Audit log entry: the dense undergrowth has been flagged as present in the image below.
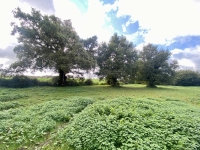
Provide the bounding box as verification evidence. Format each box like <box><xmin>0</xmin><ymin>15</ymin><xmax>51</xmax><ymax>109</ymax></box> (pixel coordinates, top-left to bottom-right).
<box><xmin>54</xmin><ymin>97</ymin><xmax>200</xmax><ymax>150</ymax></box>
<box><xmin>0</xmin><ymin>85</ymin><xmax>200</xmax><ymax>149</ymax></box>
<box><xmin>0</xmin><ymin>97</ymin><xmax>94</xmax><ymax>149</ymax></box>
<box><xmin>0</xmin><ymin>76</ymin><xmax>95</xmax><ymax>88</ymax></box>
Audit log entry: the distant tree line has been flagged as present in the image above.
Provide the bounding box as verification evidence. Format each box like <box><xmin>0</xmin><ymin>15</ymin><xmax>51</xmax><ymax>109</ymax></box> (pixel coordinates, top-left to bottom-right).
<box><xmin>0</xmin><ymin>7</ymin><xmax>199</xmax><ymax>88</ymax></box>
<box><xmin>173</xmin><ymin>70</ymin><xmax>200</xmax><ymax>86</ymax></box>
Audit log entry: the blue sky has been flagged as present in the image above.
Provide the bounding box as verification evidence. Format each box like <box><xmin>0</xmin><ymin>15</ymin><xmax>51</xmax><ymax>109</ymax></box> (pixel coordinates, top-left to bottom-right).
<box><xmin>0</xmin><ymin>0</ymin><xmax>200</xmax><ymax>75</ymax></box>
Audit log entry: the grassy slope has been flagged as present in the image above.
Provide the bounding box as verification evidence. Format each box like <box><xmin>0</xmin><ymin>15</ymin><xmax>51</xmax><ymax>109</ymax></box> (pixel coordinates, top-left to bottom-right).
<box><xmin>0</xmin><ymin>84</ymin><xmax>200</xmax><ymax>149</ymax></box>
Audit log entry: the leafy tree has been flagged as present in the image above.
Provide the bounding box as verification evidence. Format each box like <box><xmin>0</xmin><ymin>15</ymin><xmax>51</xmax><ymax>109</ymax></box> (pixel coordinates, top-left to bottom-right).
<box><xmin>96</xmin><ymin>33</ymin><xmax>138</xmax><ymax>86</ymax></box>
<box><xmin>10</xmin><ymin>8</ymin><xmax>95</xmax><ymax>85</ymax></box>
<box><xmin>0</xmin><ymin>64</ymin><xmax>7</xmax><ymax>77</ymax></box>
<box><xmin>80</xmin><ymin>35</ymin><xmax>98</xmax><ymax>77</ymax></box>
<box><xmin>81</xmin><ymin>35</ymin><xmax>98</xmax><ymax>59</ymax></box>
<box><xmin>137</xmin><ymin>44</ymin><xmax>178</xmax><ymax>87</ymax></box>
<box><xmin>0</xmin><ymin>64</ymin><xmax>16</xmax><ymax>77</ymax></box>
<box><xmin>174</xmin><ymin>70</ymin><xmax>200</xmax><ymax>86</ymax></box>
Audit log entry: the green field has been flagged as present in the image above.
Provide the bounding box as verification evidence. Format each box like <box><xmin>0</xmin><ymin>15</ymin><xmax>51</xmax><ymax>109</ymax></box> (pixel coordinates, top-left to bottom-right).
<box><xmin>0</xmin><ymin>84</ymin><xmax>200</xmax><ymax>149</ymax></box>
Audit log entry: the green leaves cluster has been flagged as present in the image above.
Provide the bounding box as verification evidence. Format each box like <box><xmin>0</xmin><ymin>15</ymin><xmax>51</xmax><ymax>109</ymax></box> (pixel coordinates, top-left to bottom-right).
<box><xmin>174</xmin><ymin>70</ymin><xmax>200</xmax><ymax>86</ymax></box>
<box><xmin>97</xmin><ymin>33</ymin><xmax>138</xmax><ymax>86</ymax></box>
<box><xmin>137</xmin><ymin>44</ymin><xmax>178</xmax><ymax>87</ymax></box>
<box><xmin>0</xmin><ymin>93</ymin><xmax>28</xmax><ymax>102</ymax></box>
<box><xmin>58</xmin><ymin>98</ymin><xmax>200</xmax><ymax>150</ymax></box>
<box><xmin>0</xmin><ymin>102</ymin><xmax>21</xmax><ymax>111</ymax></box>
<box><xmin>0</xmin><ymin>97</ymin><xmax>94</xmax><ymax>148</ymax></box>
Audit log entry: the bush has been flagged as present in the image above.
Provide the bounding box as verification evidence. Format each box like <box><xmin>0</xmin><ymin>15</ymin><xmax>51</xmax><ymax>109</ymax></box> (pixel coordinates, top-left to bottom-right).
<box><xmin>66</xmin><ymin>78</ymin><xmax>80</xmax><ymax>86</ymax></box>
<box><xmin>51</xmin><ymin>76</ymin><xmax>60</xmax><ymax>86</ymax></box>
<box><xmin>0</xmin><ymin>75</ymin><xmax>38</xmax><ymax>88</ymax></box>
<box><xmin>0</xmin><ymin>78</ymin><xmax>7</xmax><ymax>87</ymax></box>
<box><xmin>0</xmin><ymin>75</ymin><xmax>53</xmax><ymax>88</ymax></box>
<box><xmin>51</xmin><ymin>76</ymin><xmax>85</xmax><ymax>86</ymax></box>
<box><xmin>174</xmin><ymin>70</ymin><xmax>200</xmax><ymax>86</ymax></box>
<box><xmin>10</xmin><ymin>75</ymin><xmax>38</xmax><ymax>88</ymax></box>
<box><xmin>106</xmin><ymin>75</ymin><xmax>119</xmax><ymax>87</ymax></box>
<box><xmin>84</xmin><ymin>79</ymin><xmax>93</xmax><ymax>85</ymax></box>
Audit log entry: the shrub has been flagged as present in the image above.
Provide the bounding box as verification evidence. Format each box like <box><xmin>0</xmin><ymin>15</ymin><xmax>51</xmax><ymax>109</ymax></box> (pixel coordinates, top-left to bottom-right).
<box><xmin>66</xmin><ymin>78</ymin><xmax>80</xmax><ymax>86</ymax></box>
<box><xmin>0</xmin><ymin>75</ymin><xmax>39</xmax><ymax>88</ymax></box>
<box><xmin>84</xmin><ymin>79</ymin><xmax>93</xmax><ymax>85</ymax></box>
<box><xmin>10</xmin><ymin>75</ymin><xmax>38</xmax><ymax>88</ymax></box>
<box><xmin>106</xmin><ymin>75</ymin><xmax>119</xmax><ymax>86</ymax></box>
<box><xmin>51</xmin><ymin>76</ymin><xmax>60</xmax><ymax>86</ymax></box>
<box><xmin>174</xmin><ymin>70</ymin><xmax>200</xmax><ymax>86</ymax></box>
<box><xmin>0</xmin><ymin>78</ymin><xmax>7</xmax><ymax>87</ymax></box>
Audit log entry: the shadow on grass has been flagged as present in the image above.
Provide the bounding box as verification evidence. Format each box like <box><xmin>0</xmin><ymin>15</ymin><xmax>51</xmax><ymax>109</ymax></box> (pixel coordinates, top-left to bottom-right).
<box><xmin>81</xmin><ymin>84</ymin><xmax>177</xmax><ymax>92</ymax></box>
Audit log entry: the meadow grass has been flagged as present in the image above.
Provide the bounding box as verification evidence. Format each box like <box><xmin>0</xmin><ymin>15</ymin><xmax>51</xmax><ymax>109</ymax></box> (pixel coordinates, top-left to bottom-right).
<box><xmin>0</xmin><ymin>84</ymin><xmax>200</xmax><ymax>149</ymax></box>
<box><xmin>0</xmin><ymin>84</ymin><xmax>199</xmax><ymax>107</ymax></box>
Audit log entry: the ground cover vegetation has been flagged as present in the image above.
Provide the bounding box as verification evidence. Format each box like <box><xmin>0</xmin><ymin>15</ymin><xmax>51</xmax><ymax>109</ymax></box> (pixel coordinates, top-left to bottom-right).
<box><xmin>0</xmin><ymin>85</ymin><xmax>200</xmax><ymax>149</ymax></box>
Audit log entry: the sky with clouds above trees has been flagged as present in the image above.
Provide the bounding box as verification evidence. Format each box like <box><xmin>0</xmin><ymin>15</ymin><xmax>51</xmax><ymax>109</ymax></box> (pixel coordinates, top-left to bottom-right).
<box><xmin>0</xmin><ymin>0</ymin><xmax>200</xmax><ymax>75</ymax></box>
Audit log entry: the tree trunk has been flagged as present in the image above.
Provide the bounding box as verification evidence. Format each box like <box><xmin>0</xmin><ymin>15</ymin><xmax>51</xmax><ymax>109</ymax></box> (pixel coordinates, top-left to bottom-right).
<box><xmin>147</xmin><ymin>82</ymin><xmax>157</xmax><ymax>88</ymax></box>
<box><xmin>59</xmin><ymin>69</ymin><xmax>66</xmax><ymax>86</ymax></box>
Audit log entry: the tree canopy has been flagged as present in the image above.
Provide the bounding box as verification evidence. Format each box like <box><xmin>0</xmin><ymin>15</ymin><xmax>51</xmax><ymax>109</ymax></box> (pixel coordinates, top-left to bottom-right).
<box><xmin>137</xmin><ymin>44</ymin><xmax>178</xmax><ymax>87</ymax></box>
<box><xmin>174</xmin><ymin>70</ymin><xmax>200</xmax><ymax>86</ymax></box>
<box><xmin>96</xmin><ymin>33</ymin><xmax>138</xmax><ymax>86</ymax></box>
<box><xmin>10</xmin><ymin>7</ymin><xmax>95</xmax><ymax>85</ymax></box>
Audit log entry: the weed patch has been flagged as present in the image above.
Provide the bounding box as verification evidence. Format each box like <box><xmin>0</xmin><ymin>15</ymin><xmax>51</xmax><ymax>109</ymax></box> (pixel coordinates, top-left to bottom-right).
<box><xmin>0</xmin><ymin>94</ymin><xmax>28</xmax><ymax>102</ymax></box>
<box><xmin>57</xmin><ymin>97</ymin><xmax>200</xmax><ymax>150</ymax></box>
<box><xmin>0</xmin><ymin>102</ymin><xmax>21</xmax><ymax>110</ymax></box>
<box><xmin>0</xmin><ymin>97</ymin><xmax>94</xmax><ymax>149</ymax></box>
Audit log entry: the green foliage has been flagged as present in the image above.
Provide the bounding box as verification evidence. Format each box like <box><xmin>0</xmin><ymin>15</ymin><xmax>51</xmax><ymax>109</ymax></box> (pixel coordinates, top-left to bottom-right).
<box><xmin>10</xmin><ymin>7</ymin><xmax>95</xmax><ymax>86</ymax></box>
<box><xmin>97</xmin><ymin>33</ymin><xmax>138</xmax><ymax>86</ymax></box>
<box><xmin>0</xmin><ymin>75</ymin><xmax>51</xmax><ymax>88</ymax></box>
<box><xmin>174</xmin><ymin>70</ymin><xmax>200</xmax><ymax>86</ymax></box>
<box><xmin>51</xmin><ymin>76</ymin><xmax>61</xmax><ymax>86</ymax></box>
<box><xmin>0</xmin><ymin>93</ymin><xmax>28</xmax><ymax>102</ymax></box>
<box><xmin>0</xmin><ymin>97</ymin><xmax>94</xmax><ymax>148</ymax></box>
<box><xmin>51</xmin><ymin>76</ymin><xmax>93</xmax><ymax>86</ymax></box>
<box><xmin>0</xmin><ymin>102</ymin><xmax>21</xmax><ymax>111</ymax></box>
<box><xmin>66</xmin><ymin>78</ymin><xmax>80</xmax><ymax>86</ymax></box>
<box><xmin>105</xmin><ymin>75</ymin><xmax>119</xmax><ymax>86</ymax></box>
<box><xmin>10</xmin><ymin>75</ymin><xmax>38</xmax><ymax>88</ymax></box>
<box><xmin>1</xmin><ymin>85</ymin><xmax>200</xmax><ymax>149</ymax></box>
<box><xmin>84</xmin><ymin>79</ymin><xmax>93</xmax><ymax>85</ymax></box>
<box><xmin>81</xmin><ymin>36</ymin><xmax>98</xmax><ymax>61</ymax></box>
<box><xmin>137</xmin><ymin>44</ymin><xmax>178</xmax><ymax>87</ymax></box>
<box><xmin>0</xmin><ymin>78</ymin><xmax>7</xmax><ymax>87</ymax></box>
<box><xmin>0</xmin><ymin>64</ymin><xmax>9</xmax><ymax>77</ymax></box>
<box><xmin>57</xmin><ymin>98</ymin><xmax>200</xmax><ymax>150</ymax></box>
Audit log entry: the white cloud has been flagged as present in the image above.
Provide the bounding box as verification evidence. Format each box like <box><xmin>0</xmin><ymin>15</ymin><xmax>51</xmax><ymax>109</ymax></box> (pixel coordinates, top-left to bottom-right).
<box><xmin>0</xmin><ymin>58</ymin><xmax>10</xmax><ymax>68</ymax></box>
<box><xmin>122</xmin><ymin>24</ymin><xmax>126</xmax><ymax>32</ymax></box>
<box><xmin>178</xmin><ymin>59</ymin><xmax>195</xmax><ymax>70</ymax></box>
<box><xmin>115</xmin><ymin>0</ymin><xmax>200</xmax><ymax>45</ymax></box>
<box><xmin>171</xmin><ymin>45</ymin><xmax>200</xmax><ymax>70</ymax></box>
<box><xmin>0</xmin><ymin>0</ymin><xmax>19</xmax><ymax>48</ymax></box>
<box><xmin>53</xmin><ymin>0</ymin><xmax>115</xmax><ymax>42</ymax></box>
<box><xmin>0</xmin><ymin>0</ymin><xmax>54</xmax><ymax>49</ymax></box>
<box><xmin>24</xmin><ymin>69</ymin><xmax>58</xmax><ymax>76</ymax></box>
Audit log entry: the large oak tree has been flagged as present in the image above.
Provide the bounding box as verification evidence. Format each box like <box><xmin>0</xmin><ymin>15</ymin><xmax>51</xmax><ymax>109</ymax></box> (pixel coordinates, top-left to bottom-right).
<box><xmin>137</xmin><ymin>44</ymin><xmax>178</xmax><ymax>87</ymax></box>
<box><xmin>97</xmin><ymin>33</ymin><xmax>138</xmax><ymax>86</ymax></box>
<box><xmin>10</xmin><ymin>8</ymin><xmax>95</xmax><ymax>85</ymax></box>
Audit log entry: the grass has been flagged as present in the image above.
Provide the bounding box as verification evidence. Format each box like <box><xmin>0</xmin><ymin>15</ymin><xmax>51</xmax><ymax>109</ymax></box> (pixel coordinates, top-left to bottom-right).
<box><xmin>0</xmin><ymin>84</ymin><xmax>200</xmax><ymax>149</ymax></box>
